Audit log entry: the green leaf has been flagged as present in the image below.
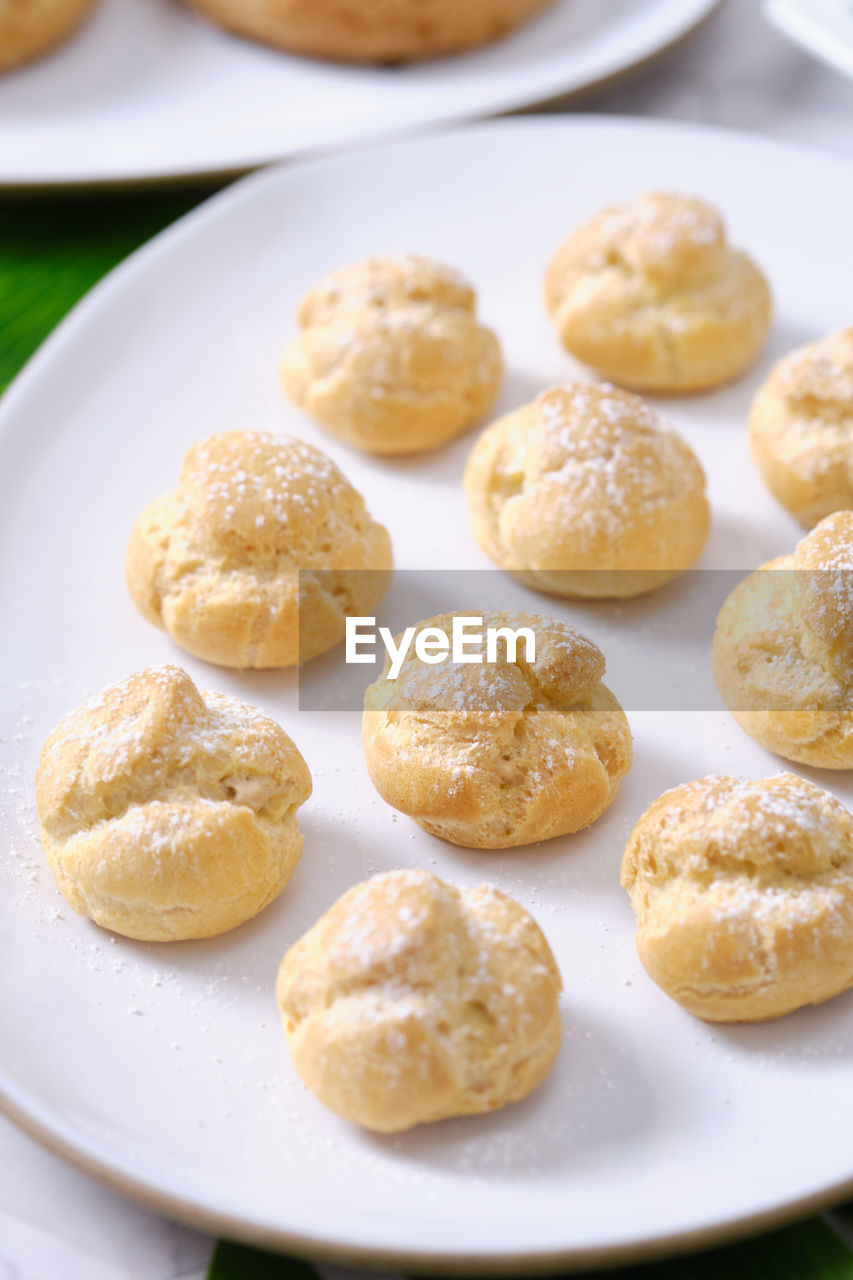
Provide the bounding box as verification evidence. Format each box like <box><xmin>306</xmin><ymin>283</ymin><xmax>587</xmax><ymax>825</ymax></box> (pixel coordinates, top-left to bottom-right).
<box><xmin>208</xmin><ymin>1241</ymin><xmax>323</xmax><ymax>1280</ymax></box>
<box><xmin>0</xmin><ymin>189</ymin><xmax>212</xmax><ymax>394</ymax></box>
<box><xmin>624</xmin><ymin>1217</ymin><xmax>853</xmax><ymax>1280</ymax></box>
<box><xmin>205</xmin><ymin>1216</ymin><xmax>853</xmax><ymax>1280</ymax></box>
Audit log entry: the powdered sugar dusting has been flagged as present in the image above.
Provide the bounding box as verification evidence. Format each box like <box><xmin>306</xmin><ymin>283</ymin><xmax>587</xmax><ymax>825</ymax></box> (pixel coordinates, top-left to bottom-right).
<box><xmin>183</xmin><ymin>431</ymin><xmax>350</xmax><ymax>531</ymax></box>
<box><xmin>597</xmin><ymin>191</ymin><xmax>722</xmax><ymax>259</ymax></box>
<box><xmin>779</xmin><ymin>327</ymin><xmax>853</xmax><ymax>412</ymax></box>
<box><xmin>494</xmin><ymin>382</ymin><xmax>702</xmax><ymax>534</ymax></box>
<box><xmin>631</xmin><ymin>772</ymin><xmax>853</xmax><ymax>928</ymax></box>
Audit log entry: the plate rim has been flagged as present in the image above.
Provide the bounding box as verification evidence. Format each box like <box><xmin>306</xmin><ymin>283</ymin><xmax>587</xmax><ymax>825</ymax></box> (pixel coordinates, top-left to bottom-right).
<box><xmin>4</xmin><ymin>113</ymin><xmax>853</xmax><ymax>1268</ymax></box>
<box><xmin>2</xmin><ymin>1087</ymin><xmax>851</xmax><ymax>1272</ymax></box>
<box><xmin>0</xmin><ymin>0</ymin><xmax>721</xmax><ymax>189</ymax></box>
<box><xmin>2</xmin><ymin>112</ymin><xmax>852</xmax><ymax>431</ymax></box>
<box><xmin>764</xmin><ymin>0</ymin><xmax>853</xmax><ymax>80</ymax></box>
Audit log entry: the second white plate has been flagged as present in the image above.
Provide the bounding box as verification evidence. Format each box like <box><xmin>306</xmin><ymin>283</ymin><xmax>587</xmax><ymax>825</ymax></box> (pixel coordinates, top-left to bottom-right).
<box><xmin>0</xmin><ymin>0</ymin><xmax>718</xmax><ymax>186</ymax></box>
<box><xmin>765</xmin><ymin>0</ymin><xmax>853</xmax><ymax>80</ymax></box>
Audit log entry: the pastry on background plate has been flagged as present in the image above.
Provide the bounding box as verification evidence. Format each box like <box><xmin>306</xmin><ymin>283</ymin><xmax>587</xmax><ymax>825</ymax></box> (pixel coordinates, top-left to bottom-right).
<box><xmin>622</xmin><ymin>773</ymin><xmax>853</xmax><ymax>1022</ymax></box>
<box><xmin>545</xmin><ymin>191</ymin><xmax>772</xmax><ymax>392</ymax></box>
<box><xmin>0</xmin><ymin>0</ymin><xmax>97</xmax><ymax>72</ymax></box>
<box><xmin>749</xmin><ymin>327</ymin><xmax>853</xmax><ymax>528</ymax></box>
<box><xmin>712</xmin><ymin>511</ymin><xmax>853</xmax><ymax>769</ymax></box>
<box><xmin>126</xmin><ymin>430</ymin><xmax>392</xmax><ymax>668</ymax></box>
<box><xmin>276</xmin><ymin>869</ymin><xmax>562</xmax><ymax>1131</ymax></box>
<box><xmin>463</xmin><ymin>382</ymin><xmax>710</xmax><ymax>598</ymax></box>
<box><xmin>186</xmin><ymin>0</ymin><xmax>556</xmax><ymax>63</ymax></box>
<box><xmin>362</xmin><ymin>610</ymin><xmax>632</xmax><ymax>848</ymax></box>
<box><xmin>282</xmin><ymin>255</ymin><xmax>502</xmax><ymax>455</ymax></box>
<box><xmin>35</xmin><ymin>665</ymin><xmax>312</xmax><ymax>941</ymax></box>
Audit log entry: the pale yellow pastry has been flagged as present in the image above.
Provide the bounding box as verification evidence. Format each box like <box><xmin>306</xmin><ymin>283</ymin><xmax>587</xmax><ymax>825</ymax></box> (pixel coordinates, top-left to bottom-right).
<box><xmin>712</xmin><ymin>512</ymin><xmax>853</xmax><ymax>769</ymax></box>
<box><xmin>35</xmin><ymin>665</ymin><xmax>312</xmax><ymax>942</ymax></box>
<box><xmin>186</xmin><ymin>0</ymin><xmax>555</xmax><ymax>63</ymax></box>
<box><xmin>545</xmin><ymin>192</ymin><xmax>772</xmax><ymax>392</ymax></box>
<box><xmin>281</xmin><ymin>255</ymin><xmax>503</xmax><ymax>455</ymax></box>
<box><xmin>463</xmin><ymin>382</ymin><xmax>710</xmax><ymax>598</ymax></box>
<box><xmin>0</xmin><ymin>0</ymin><xmax>97</xmax><ymax>72</ymax></box>
<box><xmin>621</xmin><ymin>773</ymin><xmax>853</xmax><ymax>1022</ymax></box>
<box><xmin>126</xmin><ymin>430</ymin><xmax>392</xmax><ymax>668</ymax></box>
<box><xmin>362</xmin><ymin>610</ymin><xmax>632</xmax><ymax>848</ymax></box>
<box><xmin>276</xmin><ymin>869</ymin><xmax>562</xmax><ymax>1131</ymax></box>
<box><xmin>749</xmin><ymin>328</ymin><xmax>853</xmax><ymax>528</ymax></box>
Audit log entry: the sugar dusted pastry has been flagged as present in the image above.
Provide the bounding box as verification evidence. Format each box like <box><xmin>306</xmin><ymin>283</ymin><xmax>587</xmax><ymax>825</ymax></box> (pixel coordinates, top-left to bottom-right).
<box><xmin>545</xmin><ymin>192</ymin><xmax>772</xmax><ymax>392</ymax></box>
<box><xmin>621</xmin><ymin>774</ymin><xmax>853</xmax><ymax>1022</ymax></box>
<box><xmin>712</xmin><ymin>512</ymin><xmax>853</xmax><ymax>769</ymax></box>
<box><xmin>749</xmin><ymin>328</ymin><xmax>853</xmax><ymax>528</ymax></box>
<box><xmin>126</xmin><ymin>430</ymin><xmax>392</xmax><ymax>668</ymax></box>
<box><xmin>463</xmin><ymin>382</ymin><xmax>709</xmax><ymax>598</ymax></box>
<box><xmin>35</xmin><ymin>666</ymin><xmax>312</xmax><ymax>941</ymax></box>
<box><xmin>185</xmin><ymin>0</ymin><xmax>556</xmax><ymax>63</ymax></box>
<box><xmin>281</xmin><ymin>255</ymin><xmax>502</xmax><ymax>455</ymax></box>
<box><xmin>362</xmin><ymin>610</ymin><xmax>632</xmax><ymax>848</ymax></box>
<box><xmin>0</xmin><ymin>0</ymin><xmax>97</xmax><ymax>72</ymax></box>
<box><xmin>276</xmin><ymin>869</ymin><xmax>562</xmax><ymax>1131</ymax></box>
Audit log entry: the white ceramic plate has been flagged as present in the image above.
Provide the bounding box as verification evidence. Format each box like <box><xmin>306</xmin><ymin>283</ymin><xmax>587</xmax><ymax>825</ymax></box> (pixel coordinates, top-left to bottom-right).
<box><xmin>765</xmin><ymin>0</ymin><xmax>853</xmax><ymax>80</ymax></box>
<box><xmin>0</xmin><ymin>0</ymin><xmax>719</xmax><ymax>187</ymax></box>
<box><xmin>2</xmin><ymin>118</ymin><xmax>853</xmax><ymax>1270</ymax></box>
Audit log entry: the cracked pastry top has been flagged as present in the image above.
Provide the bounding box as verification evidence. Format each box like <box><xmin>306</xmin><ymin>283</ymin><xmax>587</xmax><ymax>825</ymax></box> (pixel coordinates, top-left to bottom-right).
<box><xmin>361</xmin><ymin>610</ymin><xmax>632</xmax><ymax>848</ymax></box>
<box><xmin>463</xmin><ymin>382</ymin><xmax>710</xmax><ymax>598</ymax></box>
<box><xmin>184</xmin><ymin>0</ymin><xmax>556</xmax><ymax>63</ymax></box>
<box><xmin>749</xmin><ymin>327</ymin><xmax>853</xmax><ymax>528</ymax></box>
<box><xmin>545</xmin><ymin>191</ymin><xmax>772</xmax><ymax>393</ymax></box>
<box><xmin>621</xmin><ymin>773</ymin><xmax>853</xmax><ymax>1022</ymax></box>
<box><xmin>35</xmin><ymin>665</ymin><xmax>312</xmax><ymax>941</ymax></box>
<box><xmin>281</xmin><ymin>255</ymin><xmax>502</xmax><ymax>455</ymax></box>
<box><xmin>126</xmin><ymin>430</ymin><xmax>392</xmax><ymax>668</ymax></box>
<box><xmin>0</xmin><ymin>0</ymin><xmax>97</xmax><ymax>72</ymax></box>
<box><xmin>276</xmin><ymin>869</ymin><xmax>562</xmax><ymax>1132</ymax></box>
<box><xmin>712</xmin><ymin>511</ymin><xmax>853</xmax><ymax>769</ymax></box>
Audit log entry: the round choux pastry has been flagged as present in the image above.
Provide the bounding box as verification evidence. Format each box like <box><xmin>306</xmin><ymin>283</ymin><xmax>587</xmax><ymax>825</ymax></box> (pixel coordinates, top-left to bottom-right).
<box><xmin>126</xmin><ymin>430</ymin><xmax>392</xmax><ymax>668</ymax></box>
<box><xmin>463</xmin><ymin>382</ymin><xmax>710</xmax><ymax>598</ymax></box>
<box><xmin>35</xmin><ymin>665</ymin><xmax>312</xmax><ymax>942</ymax></box>
<box><xmin>281</xmin><ymin>255</ymin><xmax>502</xmax><ymax>455</ymax></box>
<box><xmin>712</xmin><ymin>511</ymin><xmax>853</xmax><ymax>769</ymax></box>
<box><xmin>749</xmin><ymin>328</ymin><xmax>853</xmax><ymax>528</ymax></box>
<box><xmin>0</xmin><ymin>0</ymin><xmax>97</xmax><ymax>73</ymax></box>
<box><xmin>621</xmin><ymin>773</ymin><xmax>853</xmax><ymax>1022</ymax></box>
<box><xmin>545</xmin><ymin>192</ymin><xmax>772</xmax><ymax>392</ymax></box>
<box><xmin>185</xmin><ymin>0</ymin><xmax>555</xmax><ymax>63</ymax></box>
<box><xmin>276</xmin><ymin>869</ymin><xmax>562</xmax><ymax>1131</ymax></box>
<box><xmin>362</xmin><ymin>610</ymin><xmax>632</xmax><ymax>848</ymax></box>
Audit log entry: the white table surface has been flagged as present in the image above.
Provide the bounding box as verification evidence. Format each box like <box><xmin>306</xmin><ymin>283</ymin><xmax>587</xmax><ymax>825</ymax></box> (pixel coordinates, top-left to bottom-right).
<box><xmin>3</xmin><ymin>1</ymin><xmax>853</xmax><ymax>1275</ymax></box>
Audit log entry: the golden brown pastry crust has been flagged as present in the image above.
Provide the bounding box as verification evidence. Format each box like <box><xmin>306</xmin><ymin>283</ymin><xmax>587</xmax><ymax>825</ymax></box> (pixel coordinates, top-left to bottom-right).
<box><xmin>276</xmin><ymin>869</ymin><xmax>562</xmax><ymax>1131</ymax></box>
<box><xmin>0</xmin><ymin>0</ymin><xmax>96</xmax><ymax>72</ymax></box>
<box><xmin>362</xmin><ymin>610</ymin><xmax>632</xmax><ymax>848</ymax></box>
<box><xmin>185</xmin><ymin>0</ymin><xmax>556</xmax><ymax>63</ymax></box>
<box><xmin>749</xmin><ymin>328</ymin><xmax>853</xmax><ymax>528</ymax></box>
<box><xmin>621</xmin><ymin>773</ymin><xmax>853</xmax><ymax>1022</ymax></box>
<box><xmin>712</xmin><ymin>512</ymin><xmax>853</xmax><ymax>769</ymax></box>
<box><xmin>281</xmin><ymin>256</ymin><xmax>502</xmax><ymax>455</ymax></box>
<box><xmin>545</xmin><ymin>192</ymin><xmax>772</xmax><ymax>393</ymax></box>
<box><xmin>126</xmin><ymin>430</ymin><xmax>392</xmax><ymax>668</ymax></box>
<box><xmin>463</xmin><ymin>382</ymin><xmax>710</xmax><ymax>598</ymax></box>
<box><xmin>35</xmin><ymin>665</ymin><xmax>312</xmax><ymax>941</ymax></box>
